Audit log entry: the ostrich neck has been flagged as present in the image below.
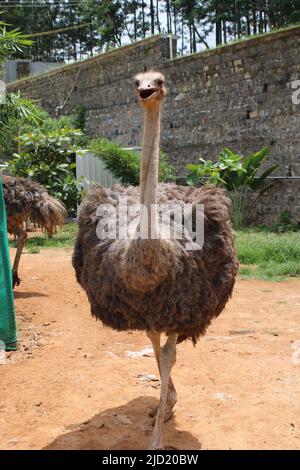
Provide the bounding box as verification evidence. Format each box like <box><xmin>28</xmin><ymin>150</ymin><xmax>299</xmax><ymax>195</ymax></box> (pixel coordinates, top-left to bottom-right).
<box><xmin>120</xmin><ymin>100</ymin><xmax>177</xmax><ymax>293</ymax></box>
<box><xmin>140</xmin><ymin>103</ymin><xmax>161</xmax><ymax>209</ymax></box>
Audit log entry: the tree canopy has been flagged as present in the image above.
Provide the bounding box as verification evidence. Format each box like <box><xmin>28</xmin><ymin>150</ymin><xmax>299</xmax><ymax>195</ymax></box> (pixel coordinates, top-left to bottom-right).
<box><xmin>0</xmin><ymin>1</ymin><xmax>299</xmax><ymax>60</ymax></box>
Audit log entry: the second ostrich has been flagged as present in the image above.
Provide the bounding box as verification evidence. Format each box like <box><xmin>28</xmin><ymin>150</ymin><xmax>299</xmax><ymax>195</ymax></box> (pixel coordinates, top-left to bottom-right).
<box><xmin>73</xmin><ymin>71</ymin><xmax>238</xmax><ymax>449</ymax></box>
<box><xmin>2</xmin><ymin>175</ymin><xmax>66</xmax><ymax>287</ymax></box>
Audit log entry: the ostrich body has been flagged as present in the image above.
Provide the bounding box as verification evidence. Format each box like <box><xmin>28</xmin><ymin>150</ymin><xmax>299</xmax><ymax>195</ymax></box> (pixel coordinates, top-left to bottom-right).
<box><xmin>2</xmin><ymin>175</ymin><xmax>66</xmax><ymax>287</ymax></box>
<box><xmin>73</xmin><ymin>71</ymin><xmax>238</xmax><ymax>449</ymax></box>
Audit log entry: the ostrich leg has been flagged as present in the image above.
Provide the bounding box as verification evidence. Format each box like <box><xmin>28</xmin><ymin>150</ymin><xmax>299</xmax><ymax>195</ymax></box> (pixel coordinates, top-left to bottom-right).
<box><xmin>149</xmin><ymin>332</ymin><xmax>178</xmax><ymax>450</ymax></box>
<box><xmin>12</xmin><ymin>226</ymin><xmax>27</xmax><ymax>288</ymax></box>
<box><xmin>146</xmin><ymin>331</ymin><xmax>177</xmax><ymax>422</ymax></box>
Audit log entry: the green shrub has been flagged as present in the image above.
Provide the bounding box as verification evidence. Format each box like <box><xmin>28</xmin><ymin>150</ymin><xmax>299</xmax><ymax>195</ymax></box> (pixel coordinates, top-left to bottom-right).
<box><xmin>8</xmin><ymin>128</ymin><xmax>84</xmax><ymax>213</ymax></box>
<box><xmin>89</xmin><ymin>137</ymin><xmax>176</xmax><ymax>186</ymax></box>
<box><xmin>73</xmin><ymin>105</ymin><xmax>87</xmax><ymax>131</ymax></box>
<box><xmin>0</xmin><ymin>93</ymin><xmax>44</xmax><ymax>156</ymax></box>
<box><xmin>186</xmin><ymin>147</ymin><xmax>278</xmax><ymax>229</ymax></box>
<box><xmin>0</xmin><ymin>96</ymin><xmax>89</xmax><ymax>157</ymax></box>
<box><xmin>272</xmin><ymin>210</ymin><xmax>300</xmax><ymax>233</ymax></box>
<box><xmin>159</xmin><ymin>151</ymin><xmax>177</xmax><ymax>183</ymax></box>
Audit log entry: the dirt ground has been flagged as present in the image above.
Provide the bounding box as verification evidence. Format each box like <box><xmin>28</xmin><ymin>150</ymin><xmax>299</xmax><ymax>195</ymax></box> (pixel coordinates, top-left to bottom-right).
<box><xmin>1</xmin><ymin>247</ymin><xmax>300</xmax><ymax>450</ymax></box>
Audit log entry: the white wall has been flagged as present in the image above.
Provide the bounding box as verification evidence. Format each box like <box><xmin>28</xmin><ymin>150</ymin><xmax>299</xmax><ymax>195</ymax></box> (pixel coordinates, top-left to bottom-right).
<box><xmin>4</xmin><ymin>61</ymin><xmax>61</xmax><ymax>83</ymax></box>
<box><xmin>76</xmin><ymin>152</ymin><xmax>119</xmax><ymax>190</ymax></box>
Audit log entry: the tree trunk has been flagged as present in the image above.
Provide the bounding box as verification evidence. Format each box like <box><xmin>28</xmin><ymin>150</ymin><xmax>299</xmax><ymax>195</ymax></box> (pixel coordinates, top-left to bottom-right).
<box><xmin>246</xmin><ymin>12</ymin><xmax>251</xmax><ymax>36</ymax></box>
<box><xmin>150</xmin><ymin>0</ymin><xmax>155</xmax><ymax>34</ymax></box>
<box><xmin>216</xmin><ymin>17</ymin><xmax>222</xmax><ymax>45</ymax></box>
<box><xmin>264</xmin><ymin>11</ymin><xmax>268</xmax><ymax>32</ymax></box>
<box><xmin>181</xmin><ymin>16</ymin><xmax>184</xmax><ymax>54</ymax></box>
<box><xmin>259</xmin><ymin>9</ymin><xmax>264</xmax><ymax>33</ymax></box>
<box><xmin>133</xmin><ymin>8</ymin><xmax>137</xmax><ymax>40</ymax></box>
<box><xmin>252</xmin><ymin>8</ymin><xmax>257</xmax><ymax>34</ymax></box>
<box><xmin>166</xmin><ymin>0</ymin><xmax>172</xmax><ymax>33</ymax></box>
<box><xmin>223</xmin><ymin>19</ymin><xmax>227</xmax><ymax>43</ymax></box>
<box><xmin>89</xmin><ymin>16</ymin><xmax>93</xmax><ymax>57</ymax></box>
<box><xmin>156</xmin><ymin>0</ymin><xmax>161</xmax><ymax>33</ymax></box>
<box><xmin>173</xmin><ymin>4</ymin><xmax>177</xmax><ymax>35</ymax></box>
<box><xmin>142</xmin><ymin>1</ymin><xmax>146</xmax><ymax>37</ymax></box>
<box><xmin>192</xmin><ymin>23</ymin><xmax>196</xmax><ymax>52</ymax></box>
<box><xmin>236</xmin><ymin>3</ymin><xmax>242</xmax><ymax>37</ymax></box>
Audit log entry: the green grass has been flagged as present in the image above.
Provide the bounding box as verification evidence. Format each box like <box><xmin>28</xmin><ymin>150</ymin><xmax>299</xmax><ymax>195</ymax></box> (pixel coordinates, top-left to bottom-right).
<box><xmin>236</xmin><ymin>230</ymin><xmax>300</xmax><ymax>280</ymax></box>
<box><xmin>9</xmin><ymin>223</ymin><xmax>300</xmax><ymax>281</ymax></box>
<box><xmin>9</xmin><ymin>222</ymin><xmax>78</xmax><ymax>250</ymax></box>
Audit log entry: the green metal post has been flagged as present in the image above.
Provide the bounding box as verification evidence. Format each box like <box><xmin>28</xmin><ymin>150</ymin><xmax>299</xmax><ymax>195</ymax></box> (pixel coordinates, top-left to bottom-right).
<box><xmin>0</xmin><ymin>175</ymin><xmax>17</xmax><ymax>351</ymax></box>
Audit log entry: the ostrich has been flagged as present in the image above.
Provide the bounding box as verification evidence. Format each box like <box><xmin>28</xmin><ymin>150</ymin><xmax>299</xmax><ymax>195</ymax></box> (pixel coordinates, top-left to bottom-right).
<box><xmin>2</xmin><ymin>175</ymin><xmax>66</xmax><ymax>288</ymax></box>
<box><xmin>72</xmin><ymin>71</ymin><xmax>239</xmax><ymax>449</ymax></box>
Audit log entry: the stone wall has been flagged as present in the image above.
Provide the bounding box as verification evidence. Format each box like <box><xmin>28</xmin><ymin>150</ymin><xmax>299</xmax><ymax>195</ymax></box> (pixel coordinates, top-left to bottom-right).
<box><xmin>7</xmin><ymin>29</ymin><xmax>300</xmax><ymax>225</ymax></box>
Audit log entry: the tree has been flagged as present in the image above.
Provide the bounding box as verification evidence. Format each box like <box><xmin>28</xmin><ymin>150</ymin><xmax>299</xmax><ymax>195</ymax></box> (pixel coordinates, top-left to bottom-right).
<box><xmin>1</xmin><ymin>1</ymin><xmax>300</xmax><ymax>59</ymax></box>
<box><xmin>0</xmin><ymin>17</ymin><xmax>42</xmax><ymax>156</ymax></box>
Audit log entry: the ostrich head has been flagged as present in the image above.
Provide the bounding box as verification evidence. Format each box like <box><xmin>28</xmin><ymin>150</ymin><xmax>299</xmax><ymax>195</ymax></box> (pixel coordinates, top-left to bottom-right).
<box><xmin>134</xmin><ymin>71</ymin><xmax>166</xmax><ymax>107</ymax></box>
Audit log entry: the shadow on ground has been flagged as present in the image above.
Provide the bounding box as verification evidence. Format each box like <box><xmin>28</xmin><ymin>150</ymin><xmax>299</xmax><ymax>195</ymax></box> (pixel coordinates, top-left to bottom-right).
<box><xmin>44</xmin><ymin>396</ymin><xmax>202</xmax><ymax>450</ymax></box>
<box><xmin>14</xmin><ymin>291</ymin><xmax>48</xmax><ymax>299</ymax></box>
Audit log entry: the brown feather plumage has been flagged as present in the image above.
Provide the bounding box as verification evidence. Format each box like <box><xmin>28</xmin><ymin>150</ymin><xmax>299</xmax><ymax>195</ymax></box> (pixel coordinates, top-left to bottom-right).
<box><xmin>2</xmin><ymin>175</ymin><xmax>66</xmax><ymax>236</ymax></box>
<box><xmin>2</xmin><ymin>175</ymin><xmax>66</xmax><ymax>287</ymax></box>
<box><xmin>73</xmin><ymin>183</ymin><xmax>238</xmax><ymax>344</ymax></box>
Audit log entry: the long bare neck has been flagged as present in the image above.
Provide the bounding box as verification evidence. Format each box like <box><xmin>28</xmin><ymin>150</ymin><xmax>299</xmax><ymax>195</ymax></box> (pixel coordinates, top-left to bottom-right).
<box><xmin>119</xmin><ymin>99</ymin><xmax>178</xmax><ymax>293</ymax></box>
<box><xmin>139</xmin><ymin>103</ymin><xmax>161</xmax><ymax>208</ymax></box>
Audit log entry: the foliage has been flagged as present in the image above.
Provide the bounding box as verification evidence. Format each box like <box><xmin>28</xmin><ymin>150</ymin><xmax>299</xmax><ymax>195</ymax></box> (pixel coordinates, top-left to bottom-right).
<box><xmin>0</xmin><ymin>91</ymin><xmax>42</xmax><ymax>138</ymax></box>
<box><xmin>0</xmin><ymin>97</ymin><xmax>87</xmax><ymax>157</ymax></box>
<box><xmin>0</xmin><ymin>17</ymin><xmax>32</xmax><ymax>62</ymax></box>
<box><xmin>186</xmin><ymin>147</ymin><xmax>277</xmax><ymax>190</ymax></box>
<box><xmin>236</xmin><ymin>230</ymin><xmax>300</xmax><ymax>280</ymax></box>
<box><xmin>7</xmin><ymin>128</ymin><xmax>84</xmax><ymax>213</ymax></box>
<box><xmin>2</xmin><ymin>1</ymin><xmax>300</xmax><ymax>60</ymax></box>
<box><xmin>89</xmin><ymin>137</ymin><xmax>176</xmax><ymax>185</ymax></box>
<box><xmin>73</xmin><ymin>105</ymin><xmax>86</xmax><ymax>131</ymax></box>
<box><xmin>72</xmin><ymin>106</ymin><xmax>89</xmax><ymax>147</ymax></box>
<box><xmin>272</xmin><ymin>210</ymin><xmax>300</xmax><ymax>233</ymax></box>
<box><xmin>159</xmin><ymin>151</ymin><xmax>177</xmax><ymax>184</ymax></box>
<box><xmin>277</xmin><ymin>209</ymin><xmax>292</xmax><ymax>226</ymax></box>
<box><xmin>186</xmin><ymin>147</ymin><xmax>278</xmax><ymax>229</ymax></box>
<box><xmin>0</xmin><ymin>18</ymin><xmax>40</xmax><ymax>156</ymax></box>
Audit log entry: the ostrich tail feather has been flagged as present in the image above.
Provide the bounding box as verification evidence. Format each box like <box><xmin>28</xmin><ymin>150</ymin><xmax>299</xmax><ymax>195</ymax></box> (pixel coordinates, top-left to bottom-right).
<box><xmin>29</xmin><ymin>192</ymin><xmax>66</xmax><ymax>236</ymax></box>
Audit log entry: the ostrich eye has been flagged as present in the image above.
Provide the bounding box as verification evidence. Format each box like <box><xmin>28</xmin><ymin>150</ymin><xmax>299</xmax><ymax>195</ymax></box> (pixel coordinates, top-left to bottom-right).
<box><xmin>135</xmin><ymin>80</ymin><xmax>140</xmax><ymax>87</ymax></box>
<box><xmin>157</xmin><ymin>79</ymin><xmax>164</xmax><ymax>86</ymax></box>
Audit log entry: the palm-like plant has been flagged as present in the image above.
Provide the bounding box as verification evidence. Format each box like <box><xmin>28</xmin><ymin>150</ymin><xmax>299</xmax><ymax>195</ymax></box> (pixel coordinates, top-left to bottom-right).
<box><xmin>0</xmin><ymin>92</ymin><xmax>41</xmax><ymax>127</ymax></box>
<box><xmin>0</xmin><ymin>17</ymin><xmax>42</xmax><ymax>154</ymax></box>
<box><xmin>187</xmin><ymin>147</ymin><xmax>278</xmax><ymax>228</ymax></box>
<box><xmin>0</xmin><ymin>17</ymin><xmax>32</xmax><ymax>63</ymax></box>
<box><xmin>187</xmin><ymin>147</ymin><xmax>277</xmax><ymax>190</ymax></box>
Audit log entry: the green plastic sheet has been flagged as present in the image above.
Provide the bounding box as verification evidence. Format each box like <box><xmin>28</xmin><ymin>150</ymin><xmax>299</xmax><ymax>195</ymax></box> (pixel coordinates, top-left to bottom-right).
<box><xmin>0</xmin><ymin>176</ymin><xmax>17</xmax><ymax>351</ymax></box>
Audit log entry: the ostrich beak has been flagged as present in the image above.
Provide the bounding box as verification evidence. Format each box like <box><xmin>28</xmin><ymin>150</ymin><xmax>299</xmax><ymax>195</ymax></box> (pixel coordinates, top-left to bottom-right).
<box><xmin>137</xmin><ymin>84</ymin><xmax>160</xmax><ymax>101</ymax></box>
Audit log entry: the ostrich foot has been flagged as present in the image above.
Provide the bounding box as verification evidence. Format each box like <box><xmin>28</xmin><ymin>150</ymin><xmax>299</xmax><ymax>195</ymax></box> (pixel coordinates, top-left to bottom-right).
<box><xmin>149</xmin><ymin>385</ymin><xmax>177</xmax><ymax>423</ymax></box>
<box><xmin>12</xmin><ymin>272</ymin><xmax>21</xmax><ymax>288</ymax></box>
<box><xmin>149</xmin><ymin>399</ymin><xmax>176</xmax><ymax>423</ymax></box>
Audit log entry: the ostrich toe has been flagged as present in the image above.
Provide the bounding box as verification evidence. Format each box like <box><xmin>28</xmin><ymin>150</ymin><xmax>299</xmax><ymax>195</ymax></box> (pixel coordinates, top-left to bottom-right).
<box><xmin>149</xmin><ymin>383</ymin><xmax>177</xmax><ymax>423</ymax></box>
<box><xmin>149</xmin><ymin>404</ymin><xmax>175</xmax><ymax>425</ymax></box>
<box><xmin>12</xmin><ymin>272</ymin><xmax>21</xmax><ymax>288</ymax></box>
